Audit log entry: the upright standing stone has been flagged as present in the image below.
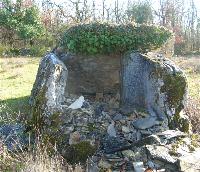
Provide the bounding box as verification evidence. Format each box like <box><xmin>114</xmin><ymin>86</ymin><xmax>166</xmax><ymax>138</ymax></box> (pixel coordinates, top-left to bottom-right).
<box><xmin>29</xmin><ymin>53</ymin><xmax>68</xmax><ymax>117</ymax></box>
<box><xmin>120</xmin><ymin>52</ymin><xmax>188</xmax><ymax>130</ymax></box>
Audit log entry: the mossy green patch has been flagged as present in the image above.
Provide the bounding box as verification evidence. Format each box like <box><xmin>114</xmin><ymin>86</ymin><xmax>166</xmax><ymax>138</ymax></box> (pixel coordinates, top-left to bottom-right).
<box><xmin>65</xmin><ymin>141</ymin><xmax>96</xmax><ymax>164</ymax></box>
<box><xmin>161</xmin><ymin>71</ymin><xmax>187</xmax><ymax>110</ymax></box>
<box><xmin>87</xmin><ymin>123</ymin><xmax>96</xmax><ymax>132</ymax></box>
<box><xmin>170</xmin><ymin>112</ymin><xmax>191</xmax><ymax>133</ymax></box>
<box><xmin>30</xmin><ymin>86</ymin><xmax>47</xmax><ymax>130</ymax></box>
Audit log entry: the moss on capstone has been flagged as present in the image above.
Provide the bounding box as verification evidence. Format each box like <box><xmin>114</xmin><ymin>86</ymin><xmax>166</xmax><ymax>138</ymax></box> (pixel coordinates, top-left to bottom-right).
<box><xmin>64</xmin><ymin>141</ymin><xmax>96</xmax><ymax>164</ymax></box>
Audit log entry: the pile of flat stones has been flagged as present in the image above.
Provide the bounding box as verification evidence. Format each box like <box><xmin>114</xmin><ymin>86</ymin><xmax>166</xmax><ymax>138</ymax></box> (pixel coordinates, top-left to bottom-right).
<box><xmin>56</xmin><ymin>95</ymin><xmax>200</xmax><ymax>172</ymax></box>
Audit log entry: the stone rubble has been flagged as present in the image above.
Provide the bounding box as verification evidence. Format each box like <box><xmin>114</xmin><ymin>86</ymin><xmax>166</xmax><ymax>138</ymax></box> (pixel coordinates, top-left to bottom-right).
<box><xmin>35</xmin><ymin>95</ymin><xmax>197</xmax><ymax>172</ymax></box>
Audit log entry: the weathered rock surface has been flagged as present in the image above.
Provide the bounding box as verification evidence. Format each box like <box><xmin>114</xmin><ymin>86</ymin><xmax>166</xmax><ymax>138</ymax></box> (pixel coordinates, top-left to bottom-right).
<box><xmin>29</xmin><ymin>53</ymin><xmax>68</xmax><ymax>117</ymax></box>
<box><xmin>177</xmin><ymin>148</ymin><xmax>200</xmax><ymax>172</ymax></box>
<box><xmin>132</xmin><ymin>116</ymin><xmax>160</xmax><ymax>130</ymax></box>
<box><xmin>60</xmin><ymin>53</ymin><xmax>120</xmax><ymax>95</ymax></box>
<box><xmin>146</xmin><ymin>145</ymin><xmax>177</xmax><ymax>164</ymax></box>
<box><xmin>121</xmin><ymin>52</ymin><xmax>188</xmax><ymax>131</ymax></box>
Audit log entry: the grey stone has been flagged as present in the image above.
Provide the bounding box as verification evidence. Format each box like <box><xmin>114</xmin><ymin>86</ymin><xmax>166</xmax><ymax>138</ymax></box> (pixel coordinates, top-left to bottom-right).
<box><xmin>68</xmin><ymin>96</ymin><xmax>85</xmax><ymax>109</ymax></box>
<box><xmin>122</xmin><ymin>150</ymin><xmax>135</xmax><ymax>158</ymax></box>
<box><xmin>134</xmin><ymin>135</ymin><xmax>161</xmax><ymax>147</ymax></box>
<box><xmin>87</xmin><ymin>157</ymin><xmax>100</xmax><ymax>172</ymax></box>
<box><xmin>133</xmin><ymin>162</ymin><xmax>145</xmax><ymax>172</ymax></box>
<box><xmin>146</xmin><ymin>145</ymin><xmax>177</xmax><ymax>164</ymax></box>
<box><xmin>122</xmin><ymin>126</ymin><xmax>130</xmax><ymax>133</ymax></box>
<box><xmin>113</xmin><ymin>113</ymin><xmax>123</xmax><ymax>121</ymax></box>
<box><xmin>98</xmin><ymin>159</ymin><xmax>112</xmax><ymax>169</ymax></box>
<box><xmin>120</xmin><ymin>52</ymin><xmax>187</xmax><ymax>129</ymax></box>
<box><xmin>102</xmin><ymin>136</ymin><xmax>131</xmax><ymax>153</ymax></box>
<box><xmin>0</xmin><ymin>124</ymin><xmax>28</xmax><ymax>151</ymax></box>
<box><xmin>156</xmin><ymin>130</ymin><xmax>187</xmax><ymax>140</ymax></box>
<box><xmin>61</xmin><ymin>53</ymin><xmax>121</xmax><ymax>95</ymax></box>
<box><xmin>107</xmin><ymin>122</ymin><xmax>117</xmax><ymax>137</ymax></box>
<box><xmin>177</xmin><ymin>148</ymin><xmax>200</xmax><ymax>172</ymax></box>
<box><xmin>132</xmin><ymin>116</ymin><xmax>160</xmax><ymax>130</ymax></box>
<box><xmin>29</xmin><ymin>53</ymin><xmax>68</xmax><ymax>116</ymax></box>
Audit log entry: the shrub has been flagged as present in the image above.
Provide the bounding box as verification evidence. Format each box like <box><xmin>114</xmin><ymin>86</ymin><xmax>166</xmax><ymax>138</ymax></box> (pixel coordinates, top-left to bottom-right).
<box><xmin>185</xmin><ymin>98</ymin><xmax>200</xmax><ymax>134</ymax></box>
<box><xmin>29</xmin><ymin>45</ymin><xmax>50</xmax><ymax>57</ymax></box>
<box><xmin>174</xmin><ymin>42</ymin><xmax>185</xmax><ymax>55</ymax></box>
<box><xmin>0</xmin><ymin>44</ymin><xmax>10</xmax><ymax>56</ymax></box>
<box><xmin>60</xmin><ymin>22</ymin><xmax>172</xmax><ymax>55</ymax></box>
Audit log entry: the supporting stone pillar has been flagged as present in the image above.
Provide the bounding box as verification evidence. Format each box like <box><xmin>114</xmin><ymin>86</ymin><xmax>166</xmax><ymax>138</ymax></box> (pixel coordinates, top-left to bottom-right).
<box><xmin>120</xmin><ymin>52</ymin><xmax>188</xmax><ymax>130</ymax></box>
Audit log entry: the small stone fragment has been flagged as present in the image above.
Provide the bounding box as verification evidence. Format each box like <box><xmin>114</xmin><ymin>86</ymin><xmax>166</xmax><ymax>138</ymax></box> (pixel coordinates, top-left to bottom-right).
<box><xmin>146</xmin><ymin>145</ymin><xmax>177</xmax><ymax>164</ymax></box>
<box><xmin>122</xmin><ymin>150</ymin><xmax>135</xmax><ymax>158</ymax></box>
<box><xmin>122</xmin><ymin>126</ymin><xmax>130</xmax><ymax>133</ymax></box>
<box><xmin>113</xmin><ymin>113</ymin><xmax>123</xmax><ymax>121</ymax></box>
<box><xmin>132</xmin><ymin>117</ymin><xmax>160</xmax><ymax>130</ymax></box>
<box><xmin>133</xmin><ymin>162</ymin><xmax>145</xmax><ymax>172</ymax></box>
<box><xmin>69</xmin><ymin>131</ymin><xmax>81</xmax><ymax>145</ymax></box>
<box><xmin>98</xmin><ymin>159</ymin><xmax>112</xmax><ymax>169</ymax></box>
<box><xmin>68</xmin><ymin>96</ymin><xmax>85</xmax><ymax>109</ymax></box>
<box><xmin>107</xmin><ymin>122</ymin><xmax>116</xmax><ymax>137</ymax></box>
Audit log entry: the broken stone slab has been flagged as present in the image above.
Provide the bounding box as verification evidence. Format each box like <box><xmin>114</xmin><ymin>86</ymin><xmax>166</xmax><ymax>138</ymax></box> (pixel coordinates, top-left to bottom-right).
<box><xmin>156</xmin><ymin>130</ymin><xmax>187</xmax><ymax>140</ymax></box>
<box><xmin>68</xmin><ymin>96</ymin><xmax>85</xmax><ymax>109</ymax></box>
<box><xmin>29</xmin><ymin>53</ymin><xmax>68</xmax><ymax>117</ymax></box>
<box><xmin>134</xmin><ymin>135</ymin><xmax>162</xmax><ymax>147</ymax></box>
<box><xmin>146</xmin><ymin>145</ymin><xmax>177</xmax><ymax>164</ymax></box>
<box><xmin>107</xmin><ymin>122</ymin><xmax>117</xmax><ymax>137</ymax></box>
<box><xmin>177</xmin><ymin>148</ymin><xmax>200</xmax><ymax>172</ymax></box>
<box><xmin>132</xmin><ymin>116</ymin><xmax>160</xmax><ymax>130</ymax></box>
<box><xmin>133</xmin><ymin>162</ymin><xmax>145</xmax><ymax>172</ymax></box>
<box><xmin>120</xmin><ymin>52</ymin><xmax>188</xmax><ymax>131</ymax></box>
<box><xmin>102</xmin><ymin>135</ymin><xmax>161</xmax><ymax>154</ymax></box>
<box><xmin>101</xmin><ymin>136</ymin><xmax>131</xmax><ymax>154</ymax></box>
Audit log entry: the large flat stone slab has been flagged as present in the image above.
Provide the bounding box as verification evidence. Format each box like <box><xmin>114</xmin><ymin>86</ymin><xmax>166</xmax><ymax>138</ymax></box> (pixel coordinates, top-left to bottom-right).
<box><xmin>120</xmin><ymin>52</ymin><xmax>188</xmax><ymax>130</ymax></box>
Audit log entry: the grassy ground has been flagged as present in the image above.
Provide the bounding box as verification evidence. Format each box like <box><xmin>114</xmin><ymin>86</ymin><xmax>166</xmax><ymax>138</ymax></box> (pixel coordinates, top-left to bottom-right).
<box><xmin>0</xmin><ymin>55</ymin><xmax>199</xmax><ymax>119</ymax></box>
<box><xmin>173</xmin><ymin>56</ymin><xmax>200</xmax><ymax>100</ymax></box>
<box><xmin>0</xmin><ymin>57</ymin><xmax>40</xmax><ymax>119</ymax></box>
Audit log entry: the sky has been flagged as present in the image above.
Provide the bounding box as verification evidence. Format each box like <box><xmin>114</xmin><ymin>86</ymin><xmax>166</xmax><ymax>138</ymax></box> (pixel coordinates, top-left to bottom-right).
<box><xmin>45</xmin><ymin>0</ymin><xmax>200</xmax><ymax>12</ymax></box>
